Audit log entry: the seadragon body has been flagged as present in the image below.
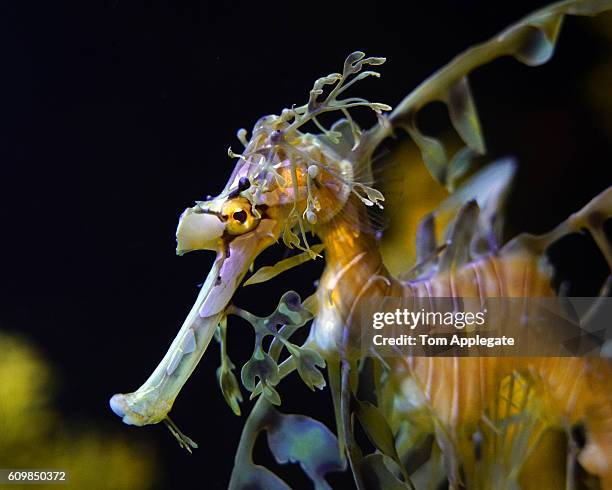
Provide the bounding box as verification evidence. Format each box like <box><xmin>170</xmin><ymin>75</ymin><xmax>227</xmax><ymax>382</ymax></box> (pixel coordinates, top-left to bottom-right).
<box><xmin>312</xmin><ymin>187</ymin><xmax>612</xmax><ymax>487</ymax></box>
<box><xmin>110</xmin><ymin>1</ymin><xmax>612</xmax><ymax>488</ymax></box>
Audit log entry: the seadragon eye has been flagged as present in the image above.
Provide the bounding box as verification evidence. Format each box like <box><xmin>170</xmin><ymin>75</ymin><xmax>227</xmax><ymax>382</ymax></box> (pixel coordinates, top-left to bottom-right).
<box><xmin>233</xmin><ymin>210</ymin><xmax>247</xmax><ymax>223</ymax></box>
<box><xmin>222</xmin><ymin>197</ymin><xmax>259</xmax><ymax>235</ymax></box>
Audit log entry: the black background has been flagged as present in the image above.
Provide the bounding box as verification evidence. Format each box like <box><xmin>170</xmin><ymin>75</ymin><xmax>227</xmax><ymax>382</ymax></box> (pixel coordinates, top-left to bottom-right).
<box><xmin>1</xmin><ymin>1</ymin><xmax>610</xmax><ymax>489</ymax></box>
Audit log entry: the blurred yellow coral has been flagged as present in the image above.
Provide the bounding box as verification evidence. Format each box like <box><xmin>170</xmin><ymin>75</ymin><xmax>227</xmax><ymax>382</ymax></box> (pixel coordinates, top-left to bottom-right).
<box><xmin>0</xmin><ymin>332</ymin><xmax>157</xmax><ymax>490</ymax></box>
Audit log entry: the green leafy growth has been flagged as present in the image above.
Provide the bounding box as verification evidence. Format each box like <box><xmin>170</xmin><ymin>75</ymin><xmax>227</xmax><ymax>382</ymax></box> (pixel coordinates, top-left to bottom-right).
<box><xmin>361</xmin><ymin>454</ymin><xmax>413</xmax><ymax>490</ymax></box>
<box><xmin>285</xmin><ymin>343</ymin><xmax>327</xmax><ymax>391</ymax></box>
<box><xmin>217</xmin><ymin>358</ymin><xmax>243</xmax><ymax>416</ymax></box>
<box><xmin>216</xmin><ymin>316</ymin><xmax>243</xmax><ymax>415</ymax></box>
<box><xmin>229</xmin><ymin>398</ymin><xmax>292</xmax><ymax>490</ymax></box>
<box><xmin>359</xmin><ymin>0</ymin><xmax>612</xmax><ymax>190</ymax></box>
<box><xmin>226</xmin><ymin>291</ymin><xmax>325</xmax><ymax>406</ymax></box>
<box><xmin>355</xmin><ymin>400</ymin><xmax>400</xmax><ymax>461</ymax></box>
<box><xmin>278</xmin><ymin>51</ymin><xmax>391</xmax><ymax>139</ymax></box>
<box><xmin>267</xmin><ymin>411</ymin><xmax>347</xmax><ymax>490</ymax></box>
<box><xmin>244</xmin><ymin>244</ymin><xmax>325</xmax><ymax>286</ymax></box>
<box><xmin>354</xmin><ymin>398</ymin><xmax>414</xmax><ymax>488</ymax></box>
<box><xmin>229</xmin><ymin>398</ymin><xmax>345</xmax><ymax>490</ymax></box>
<box><xmin>241</xmin><ymin>348</ymin><xmax>282</xmax><ymax>406</ymax></box>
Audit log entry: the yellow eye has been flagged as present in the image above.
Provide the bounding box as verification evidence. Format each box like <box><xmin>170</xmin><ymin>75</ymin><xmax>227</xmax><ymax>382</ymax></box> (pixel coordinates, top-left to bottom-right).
<box><xmin>222</xmin><ymin>198</ymin><xmax>259</xmax><ymax>235</ymax></box>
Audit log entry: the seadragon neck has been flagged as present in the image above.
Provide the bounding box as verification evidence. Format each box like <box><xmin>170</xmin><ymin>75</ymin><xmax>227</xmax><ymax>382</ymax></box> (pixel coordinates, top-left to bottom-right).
<box><xmin>309</xmin><ymin>197</ymin><xmax>401</xmax><ymax>357</ymax></box>
<box><xmin>319</xmin><ymin>199</ymin><xmax>383</xmax><ymax>271</ymax></box>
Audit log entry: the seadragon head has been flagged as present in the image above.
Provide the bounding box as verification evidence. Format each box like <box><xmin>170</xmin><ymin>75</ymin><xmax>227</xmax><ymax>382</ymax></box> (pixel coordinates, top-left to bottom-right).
<box><xmin>109</xmin><ymin>52</ymin><xmax>389</xmax><ymax>435</ymax></box>
<box><xmin>174</xmin><ymin>118</ymin><xmax>357</xmax><ymax>260</ymax></box>
<box><xmin>176</xmin><ymin>52</ymin><xmax>389</xmax><ymax>262</ymax></box>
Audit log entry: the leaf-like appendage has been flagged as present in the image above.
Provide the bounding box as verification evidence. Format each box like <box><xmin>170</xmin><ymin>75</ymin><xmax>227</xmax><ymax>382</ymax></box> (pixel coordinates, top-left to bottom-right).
<box><xmin>217</xmin><ymin>315</ymin><xmax>244</xmax><ymax>416</ymax></box>
<box><xmin>438</xmin><ymin>199</ymin><xmax>480</xmax><ymax>271</ymax></box>
<box><xmin>415</xmin><ymin>213</ymin><xmax>436</xmax><ymax>264</ymax></box>
<box><xmin>274</xmin><ymin>290</ymin><xmax>314</xmax><ymax>328</ymax></box>
<box><xmin>241</xmin><ymin>353</ymin><xmax>279</xmax><ymax>391</ymax></box>
<box><xmin>360</xmin><ymin>0</ymin><xmax>612</xmax><ymax>187</ymax></box>
<box><xmin>504</xmin><ymin>186</ymin><xmax>612</xmax><ymax>269</ymax></box>
<box><xmin>404</xmin><ymin>121</ymin><xmax>449</xmax><ymax>184</ymax></box>
<box><xmin>361</xmin><ymin>454</ymin><xmax>412</xmax><ymax>490</ymax></box>
<box><xmin>282</xmin><ymin>224</ymin><xmax>301</xmax><ymax>250</ymax></box>
<box><xmin>230</xmin><ymin>398</ymin><xmax>345</xmax><ymax>490</ymax></box>
<box><xmin>445</xmin><ymin>146</ymin><xmax>479</xmax><ymax>192</ymax></box>
<box><xmin>217</xmin><ymin>360</ymin><xmax>243</xmax><ymax>416</ymax></box>
<box><xmin>436</xmin><ymin>158</ymin><xmax>516</xmax><ymax>259</ymax></box>
<box><xmin>308</xmin><ymin>73</ymin><xmax>342</xmax><ymax>112</ymax></box>
<box><xmin>244</xmin><ymin>244</ymin><xmax>325</xmax><ymax>286</ymax></box>
<box><xmin>354</xmin><ymin>399</ymin><xmax>413</xmax><ymax>486</ymax></box>
<box><xmin>353</xmin><ymin>182</ymin><xmax>386</xmax><ymax>209</ymax></box>
<box><xmin>355</xmin><ymin>400</ymin><xmax>399</xmax><ymax>461</ymax></box>
<box><xmin>446</xmin><ymin>77</ymin><xmax>485</xmax><ymax>155</ymax></box>
<box><xmin>229</xmin><ymin>291</ymin><xmax>315</xmax><ymax>404</ymax></box>
<box><xmin>267</xmin><ymin>412</ymin><xmax>346</xmax><ymax>490</ymax></box>
<box><xmin>290</xmin><ymin>346</ymin><xmax>326</xmax><ymax>391</ymax></box>
<box><xmin>401</xmin><ymin>158</ymin><xmax>516</xmax><ymax>279</ymax></box>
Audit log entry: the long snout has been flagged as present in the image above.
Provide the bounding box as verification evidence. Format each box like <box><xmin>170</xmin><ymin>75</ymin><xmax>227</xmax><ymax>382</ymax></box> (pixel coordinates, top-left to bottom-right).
<box><xmin>109</xmin><ymin>219</ymin><xmax>277</xmax><ymax>427</ymax></box>
<box><xmin>109</xmin><ymin>256</ymin><xmax>226</xmax><ymax>426</ymax></box>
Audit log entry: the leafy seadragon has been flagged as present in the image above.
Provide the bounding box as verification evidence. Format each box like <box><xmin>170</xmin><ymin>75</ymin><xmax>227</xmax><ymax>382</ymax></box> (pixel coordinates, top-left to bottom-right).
<box><xmin>110</xmin><ymin>1</ymin><xmax>612</xmax><ymax>488</ymax></box>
